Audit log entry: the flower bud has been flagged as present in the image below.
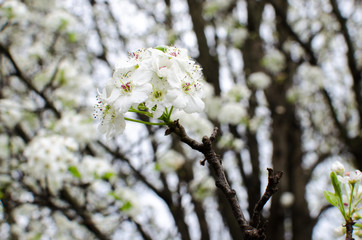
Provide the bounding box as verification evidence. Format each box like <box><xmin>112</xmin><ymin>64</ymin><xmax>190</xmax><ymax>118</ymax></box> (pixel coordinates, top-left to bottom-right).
<box><xmin>331</xmin><ymin>161</ymin><xmax>345</xmax><ymax>175</ymax></box>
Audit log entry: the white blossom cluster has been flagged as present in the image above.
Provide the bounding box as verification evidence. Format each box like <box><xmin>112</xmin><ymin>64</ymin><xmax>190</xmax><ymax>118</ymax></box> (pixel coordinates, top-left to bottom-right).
<box><xmin>156</xmin><ymin>149</ymin><xmax>185</xmax><ymax>173</ymax></box>
<box><xmin>23</xmin><ymin>134</ymin><xmax>79</xmax><ymax>195</ymax></box>
<box><xmin>261</xmin><ymin>49</ymin><xmax>286</xmax><ymax>74</ymax></box>
<box><xmin>94</xmin><ymin>46</ymin><xmax>205</xmax><ymax>138</ymax></box>
<box><xmin>248</xmin><ymin>72</ymin><xmax>271</xmax><ymax>90</ymax></box>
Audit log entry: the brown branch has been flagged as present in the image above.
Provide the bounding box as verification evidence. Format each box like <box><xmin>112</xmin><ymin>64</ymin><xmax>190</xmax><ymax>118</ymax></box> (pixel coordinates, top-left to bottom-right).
<box><xmin>0</xmin><ymin>44</ymin><xmax>61</xmax><ymax>118</ymax></box>
<box><xmin>329</xmin><ymin>0</ymin><xmax>362</xmax><ymax>123</ymax></box>
<box><xmin>167</xmin><ymin>120</ymin><xmax>283</xmax><ymax>239</ymax></box>
<box><xmin>129</xmin><ymin>218</ymin><xmax>153</xmax><ymax>240</ymax></box>
<box><xmin>268</xmin><ymin>0</ymin><xmax>317</xmax><ymax>65</ymax></box>
<box><xmin>345</xmin><ymin>218</ymin><xmax>355</xmax><ymax>240</ymax></box>
<box><xmin>60</xmin><ymin>188</ymin><xmax>111</xmax><ymax>240</ymax></box>
<box><xmin>251</xmin><ymin>168</ymin><xmax>283</xmax><ymax>229</ymax></box>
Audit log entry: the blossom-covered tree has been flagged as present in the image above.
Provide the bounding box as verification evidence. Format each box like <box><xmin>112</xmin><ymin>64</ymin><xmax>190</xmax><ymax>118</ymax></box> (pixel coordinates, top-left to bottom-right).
<box><xmin>0</xmin><ymin>0</ymin><xmax>361</xmax><ymax>239</ymax></box>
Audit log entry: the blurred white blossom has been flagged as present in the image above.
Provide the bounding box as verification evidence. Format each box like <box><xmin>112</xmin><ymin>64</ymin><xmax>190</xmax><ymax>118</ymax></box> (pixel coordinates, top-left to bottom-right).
<box><xmin>156</xmin><ymin>149</ymin><xmax>185</xmax><ymax>173</ymax></box>
<box><xmin>190</xmin><ymin>175</ymin><xmax>216</xmax><ymax>201</ymax></box>
<box><xmin>248</xmin><ymin>72</ymin><xmax>271</xmax><ymax>90</ymax></box>
<box><xmin>218</xmin><ymin>102</ymin><xmax>247</xmax><ymax>125</ymax></box>
<box><xmin>262</xmin><ymin>49</ymin><xmax>286</xmax><ymax>74</ymax></box>
<box><xmin>225</xmin><ymin>83</ymin><xmax>251</xmax><ymax>102</ymax></box>
<box><xmin>23</xmin><ymin>134</ymin><xmax>79</xmax><ymax>194</ymax></box>
<box><xmin>0</xmin><ymin>0</ymin><xmax>28</xmax><ymax>21</ymax></box>
<box><xmin>53</xmin><ymin>111</ymin><xmax>97</xmax><ymax>144</ymax></box>
<box><xmin>230</xmin><ymin>27</ymin><xmax>248</xmax><ymax>48</ymax></box>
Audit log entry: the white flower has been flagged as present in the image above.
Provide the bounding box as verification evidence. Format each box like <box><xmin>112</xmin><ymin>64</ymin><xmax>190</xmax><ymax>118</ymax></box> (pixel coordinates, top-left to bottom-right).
<box><xmin>230</xmin><ymin>27</ymin><xmax>248</xmax><ymax>48</ymax></box>
<box><xmin>338</xmin><ymin>170</ymin><xmax>362</xmax><ymax>185</ymax></box>
<box><xmin>165</xmin><ymin>60</ymin><xmax>205</xmax><ymax>113</ymax></box>
<box><xmin>23</xmin><ymin>134</ymin><xmax>79</xmax><ymax>194</ymax></box>
<box><xmin>205</xmin><ymin>96</ymin><xmax>222</xmax><ymax>120</ymax></box>
<box><xmin>94</xmin><ymin>88</ymin><xmax>126</xmax><ymax>139</ymax></box>
<box><xmin>0</xmin><ymin>99</ymin><xmax>24</xmax><ymax>128</ymax></box>
<box><xmin>333</xmin><ymin>226</ymin><xmax>345</xmax><ymax>237</ymax></box>
<box><xmin>218</xmin><ymin>102</ymin><xmax>247</xmax><ymax>124</ymax></box>
<box><xmin>112</xmin><ymin>188</ymin><xmax>142</xmax><ymax>217</ymax></box>
<box><xmin>156</xmin><ymin>149</ymin><xmax>185</xmax><ymax>173</ymax></box>
<box><xmin>54</xmin><ymin>111</ymin><xmax>97</xmax><ymax>144</ymax></box>
<box><xmin>298</xmin><ymin>63</ymin><xmax>325</xmax><ymax>88</ymax></box>
<box><xmin>225</xmin><ymin>84</ymin><xmax>251</xmax><ymax>102</ymax></box>
<box><xmin>95</xmin><ymin>46</ymin><xmax>206</xmax><ymax>136</ymax></box>
<box><xmin>107</xmin><ymin>62</ymin><xmax>153</xmax><ymax>113</ymax></box>
<box><xmin>1</xmin><ymin>0</ymin><xmax>27</xmax><ymax>20</ymax></box>
<box><xmin>204</xmin><ymin>0</ymin><xmax>232</xmax><ymax>16</ymax></box>
<box><xmin>80</xmin><ymin>156</ymin><xmax>114</xmax><ymax>181</ymax></box>
<box><xmin>217</xmin><ymin>132</ymin><xmax>244</xmax><ymax>151</ymax></box>
<box><xmin>91</xmin><ymin>180</ymin><xmax>111</xmax><ymax>196</ymax></box>
<box><xmin>249</xmin><ymin>115</ymin><xmax>265</xmax><ymax>132</ymax></box>
<box><xmin>331</xmin><ymin>161</ymin><xmax>345</xmax><ymax>175</ymax></box>
<box><xmin>44</xmin><ymin>9</ymin><xmax>77</xmax><ymax>32</ymax></box>
<box><xmin>190</xmin><ymin>176</ymin><xmax>216</xmax><ymax>200</ymax></box>
<box><xmin>262</xmin><ymin>49</ymin><xmax>286</xmax><ymax>74</ymax></box>
<box><xmin>248</xmin><ymin>72</ymin><xmax>271</xmax><ymax>89</ymax></box>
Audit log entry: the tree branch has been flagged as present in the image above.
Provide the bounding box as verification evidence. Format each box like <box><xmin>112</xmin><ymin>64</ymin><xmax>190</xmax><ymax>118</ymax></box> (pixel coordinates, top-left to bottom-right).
<box><xmin>329</xmin><ymin>0</ymin><xmax>362</xmax><ymax>124</ymax></box>
<box><xmin>0</xmin><ymin>44</ymin><xmax>61</xmax><ymax>118</ymax></box>
<box><xmin>251</xmin><ymin>168</ymin><xmax>283</xmax><ymax>228</ymax></box>
<box><xmin>167</xmin><ymin>120</ymin><xmax>283</xmax><ymax>239</ymax></box>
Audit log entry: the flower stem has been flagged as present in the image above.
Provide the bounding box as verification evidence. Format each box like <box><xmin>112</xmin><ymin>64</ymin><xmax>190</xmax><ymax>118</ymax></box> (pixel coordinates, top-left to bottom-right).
<box><xmin>124</xmin><ymin>117</ymin><xmax>167</xmax><ymax>126</ymax></box>
<box><xmin>349</xmin><ymin>184</ymin><xmax>355</xmax><ymax>217</ymax></box>
<box><xmin>128</xmin><ymin>108</ymin><xmax>153</xmax><ymax>118</ymax></box>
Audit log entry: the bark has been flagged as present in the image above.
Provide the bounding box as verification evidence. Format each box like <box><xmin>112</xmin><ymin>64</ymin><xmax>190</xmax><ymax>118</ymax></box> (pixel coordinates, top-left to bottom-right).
<box><xmin>186</xmin><ymin>0</ymin><xmax>221</xmax><ymax>95</ymax></box>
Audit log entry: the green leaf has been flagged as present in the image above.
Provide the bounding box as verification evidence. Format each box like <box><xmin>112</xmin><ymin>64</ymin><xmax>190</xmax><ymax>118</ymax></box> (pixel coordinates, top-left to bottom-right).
<box><xmin>154</xmin><ymin>163</ymin><xmax>160</xmax><ymax>171</ymax></box>
<box><xmin>155</xmin><ymin>46</ymin><xmax>168</xmax><ymax>53</ymax></box>
<box><xmin>329</xmin><ymin>172</ymin><xmax>348</xmax><ymax>220</ymax></box>
<box><xmin>121</xmin><ymin>201</ymin><xmax>133</xmax><ymax>211</ymax></box>
<box><xmin>324</xmin><ymin>191</ymin><xmax>339</xmax><ymax>208</ymax></box>
<box><xmin>355</xmin><ymin>223</ymin><xmax>362</xmax><ymax>229</ymax></box>
<box><xmin>109</xmin><ymin>191</ymin><xmax>121</xmax><ymax>201</ymax></box>
<box><xmin>68</xmin><ymin>166</ymin><xmax>81</xmax><ymax>179</ymax></box>
<box><xmin>31</xmin><ymin>233</ymin><xmax>42</xmax><ymax>240</ymax></box>
<box><xmin>68</xmin><ymin>32</ymin><xmax>77</xmax><ymax>43</ymax></box>
<box><xmin>331</xmin><ymin>172</ymin><xmax>343</xmax><ymax>199</ymax></box>
<box><xmin>102</xmin><ymin>172</ymin><xmax>115</xmax><ymax>181</ymax></box>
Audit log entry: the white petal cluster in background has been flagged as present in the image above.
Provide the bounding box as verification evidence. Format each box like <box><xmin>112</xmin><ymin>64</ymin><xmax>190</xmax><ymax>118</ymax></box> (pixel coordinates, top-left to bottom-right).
<box><xmin>218</xmin><ymin>102</ymin><xmax>247</xmax><ymax>125</ymax></box>
<box><xmin>23</xmin><ymin>134</ymin><xmax>79</xmax><ymax>195</ymax></box>
<box><xmin>248</xmin><ymin>72</ymin><xmax>271</xmax><ymax>90</ymax></box>
<box><xmin>94</xmin><ymin>46</ymin><xmax>205</xmax><ymax>138</ymax></box>
<box><xmin>156</xmin><ymin>149</ymin><xmax>186</xmax><ymax>173</ymax></box>
<box><xmin>171</xmin><ymin>110</ymin><xmax>214</xmax><ymax>141</ymax></box>
<box><xmin>53</xmin><ymin>111</ymin><xmax>97</xmax><ymax>145</ymax></box>
<box><xmin>261</xmin><ymin>49</ymin><xmax>286</xmax><ymax>74</ymax></box>
<box><xmin>0</xmin><ymin>0</ymin><xmax>28</xmax><ymax>21</ymax></box>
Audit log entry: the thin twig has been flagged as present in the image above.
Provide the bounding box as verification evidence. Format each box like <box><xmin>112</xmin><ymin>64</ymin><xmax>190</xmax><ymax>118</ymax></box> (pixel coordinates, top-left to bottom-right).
<box><xmin>167</xmin><ymin>120</ymin><xmax>283</xmax><ymax>239</ymax></box>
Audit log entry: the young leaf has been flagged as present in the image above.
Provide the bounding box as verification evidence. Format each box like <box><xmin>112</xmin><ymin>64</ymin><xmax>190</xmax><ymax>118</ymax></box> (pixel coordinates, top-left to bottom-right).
<box><xmin>324</xmin><ymin>191</ymin><xmax>339</xmax><ymax>208</ymax></box>
<box><xmin>330</xmin><ymin>172</ymin><xmax>348</xmax><ymax>220</ymax></box>
<box><xmin>155</xmin><ymin>46</ymin><xmax>168</xmax><ymax>52</ymax></box>
<box><xmin>121</xmin><ymin>201</ymin><xmax>133</xmax><ymax>211</ymax></box>
<box><xmin>68</xmin><ymin>166</ymin><xmax>82</xmax><ymax>179</ymax></box>
<box><xmin>102</xmin><ymin>172</ymin><xmax>115</xmax><ymax>181</ymax></box>
<box><xmin>331</xmin><ymin>172</ymin><xmax>343</xmax><ymax>199</ymax></box>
